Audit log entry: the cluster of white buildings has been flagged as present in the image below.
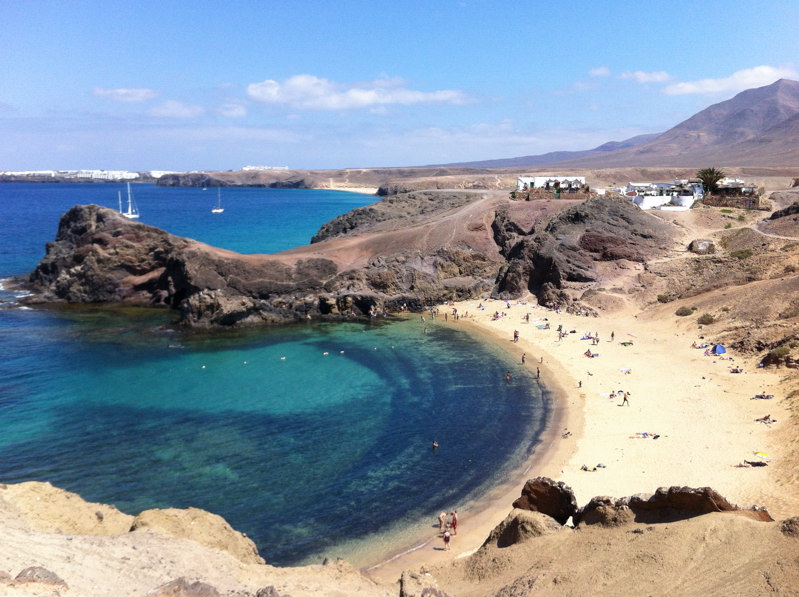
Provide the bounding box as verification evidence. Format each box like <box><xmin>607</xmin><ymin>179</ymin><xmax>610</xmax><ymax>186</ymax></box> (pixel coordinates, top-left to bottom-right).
<box><xmin>516</xmin><ymin>174</ymin><xmax>708</xmax><ymax>211</ymax></box>
<box><xmin>0</xmin><ymin>169</ymin><xmax>180</xmax><ymax>180</ymax></box>
<box><xmin>622</xmin><ymin>179</ymin><xmax>705</xmax><ymax>210</ymax></box>
<box><xmin>242</xmin><ymin>165</ymin><xmax>290</xmax><ymax>171</ymax></box>
<box><xmin>516</xmin><ymin>176</ymin><xmax>586</xmax><ymax>191</ymax></box>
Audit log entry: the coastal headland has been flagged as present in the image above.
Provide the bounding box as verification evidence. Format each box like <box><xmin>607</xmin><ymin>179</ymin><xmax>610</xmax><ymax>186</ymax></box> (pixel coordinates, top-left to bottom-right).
<box><xmin>5</xmin><ymin>170</ymin><xmax>799</xmax><ymax>595</ymax></box>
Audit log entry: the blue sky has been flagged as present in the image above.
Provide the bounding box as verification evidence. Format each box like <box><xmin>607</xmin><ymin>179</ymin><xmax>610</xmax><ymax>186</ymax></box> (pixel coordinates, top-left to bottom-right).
<box><xmin>2</xmin><ymin>0</ymin><xmax>797</xmax><ymax>171</ymax></box>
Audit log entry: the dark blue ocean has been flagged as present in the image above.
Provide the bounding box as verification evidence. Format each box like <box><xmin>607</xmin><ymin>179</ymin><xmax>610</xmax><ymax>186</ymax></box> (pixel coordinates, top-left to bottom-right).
<box><xmin>0</xmin><ymin>183</ymin><xmax>548</xmax><ymax>566</ymax></box>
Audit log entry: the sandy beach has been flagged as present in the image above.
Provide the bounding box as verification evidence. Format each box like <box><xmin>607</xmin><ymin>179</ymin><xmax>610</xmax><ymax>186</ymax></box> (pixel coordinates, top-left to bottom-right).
<box><xmin>325</xmin><ymin>185</ymin><xmax>379</xmax><ymax>195</ymax></box>
<box><xmin>366</xmin><ymin>295</ymin><xmax>795</xmax><ymax>583</ymax></box>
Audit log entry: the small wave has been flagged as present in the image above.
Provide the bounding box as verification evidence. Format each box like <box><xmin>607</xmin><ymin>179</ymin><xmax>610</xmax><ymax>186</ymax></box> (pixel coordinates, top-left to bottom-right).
<box><xmin>363</xmin><ymin>536</ymin><xmax>434</xmax><ymax>572</ymax></box>
<box><xmin>0</xmin><ymin>278</ymin><xmax>33</xmax><ymax>306</ymax></box>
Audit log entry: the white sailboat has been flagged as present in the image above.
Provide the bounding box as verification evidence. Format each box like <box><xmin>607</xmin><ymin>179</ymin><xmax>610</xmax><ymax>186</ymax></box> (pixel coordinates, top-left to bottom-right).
<box><xmin>211</xmin><ymin>187</ymin><xmax>224</xmax><ymax>214</ymax></box>
<box><xmin>120</xmin><ymin>183</ymin><xmax>140</xmax><ymax>219</ymax></box>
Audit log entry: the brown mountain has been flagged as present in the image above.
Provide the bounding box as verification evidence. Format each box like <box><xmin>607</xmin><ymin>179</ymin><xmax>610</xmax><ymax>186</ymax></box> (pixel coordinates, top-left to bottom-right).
<box><xmin>450</xmin><ymin>79</ymin><xmax>799</xmax><ymax>169</ymax></box>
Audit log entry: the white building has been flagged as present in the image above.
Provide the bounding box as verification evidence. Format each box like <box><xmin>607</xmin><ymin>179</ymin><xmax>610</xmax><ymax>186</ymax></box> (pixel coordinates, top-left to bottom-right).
<box><xmin>516</xmin><ymin>176</ymin><xmax>586</xmax><ymax>191</ymax></box>
<box><xmin>625</xmin><ymin>180</ymin><xmax>703</xmax><ymax>210</ymax></box>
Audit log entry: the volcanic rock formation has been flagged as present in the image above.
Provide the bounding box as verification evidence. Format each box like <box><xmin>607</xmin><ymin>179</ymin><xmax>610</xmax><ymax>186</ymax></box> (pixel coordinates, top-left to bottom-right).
<box><xmin>24</xmin><ymin>192</ymin><xmax>680</xmax><ymax>326</ymax></box>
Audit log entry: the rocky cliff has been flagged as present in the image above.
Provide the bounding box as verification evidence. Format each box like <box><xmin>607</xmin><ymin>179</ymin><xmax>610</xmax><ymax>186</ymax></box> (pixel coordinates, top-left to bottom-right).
<box><xmin>24</xmin><ymin>192</ymin><xmax>681</xmax><ymax>326</ymax></box>
<box><xmin>1</xmin><ymin>480</ymin><xmax>796</xmax><ymax>596</ymax></box>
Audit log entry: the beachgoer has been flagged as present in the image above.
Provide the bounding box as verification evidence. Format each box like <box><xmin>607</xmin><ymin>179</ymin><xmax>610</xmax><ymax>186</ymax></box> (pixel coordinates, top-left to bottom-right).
<box><xmin>505</xmin><ymin>370</ymin><xmax>511</xmax><ymax>383</ymax></box>
<box><xmin>438</xmin><ymin>511</ymin><xmax>447</xmax><ymax>530</ymax></box>
<box><xmin>513</xmin><ymin>330</ymin><xmax>519</xmax><ymax>343</ymax></box>
<box><xmin>450</xmin><ymin>510</ymin><xmax>458</xmax><ymax>535</ymax></box>
<box><xmin>611</xmin><ymin>331</ymin><xmax>615</xmax><ymax>341</ymax></box>
<box><xmin>622</xmin><ymin>392</ymin><xmax>630</xmax><ymax>406</ymax></box>
<box><xmin>443</xmin><ymin>530</ymin><xmax>451</xmax><ymax>550</ymax></box>
<box><xmin>536</xmin><ymin>367</ymin><xmax>540</xmax><ymax>379</ymax></box>
<box><xmin>432</xmin><ymin>440</ymin><xmax>439</xmax><ymax>451</ymax></box>
<box><xmin>578</xmin><ymin>380</ymin><xmax>582</xmax><ymax>388</ymax></box>
<box><xmin>521</xmin><ymin>353</ymin><xmax>526</xmax><ymax>364</ymax></box>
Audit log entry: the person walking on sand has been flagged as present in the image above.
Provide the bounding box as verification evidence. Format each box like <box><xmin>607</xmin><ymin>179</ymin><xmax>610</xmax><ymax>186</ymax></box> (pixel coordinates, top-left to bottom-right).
<box><xmin>443</xmin><ymin>529</ymin><xmax>452</xmax><ymax>550</ymax></box>
<box><xmin>521</xmin><ymin>353</ymin><xmax>526</xmax><ymax>364</ymax></box>
<box><xmin>450</xmin><ymin>510</ymin><xmax>458</xmax><ymax>535</ymax></box>
<box><xmin>622</xmin><ymin>392</ymin><xmax>630</xmax><ymax>406</ymax></box>
<box><xmin>438</xmin><ymin>511</ymin><xmax>447</xmax><ymax>531</ymax></box>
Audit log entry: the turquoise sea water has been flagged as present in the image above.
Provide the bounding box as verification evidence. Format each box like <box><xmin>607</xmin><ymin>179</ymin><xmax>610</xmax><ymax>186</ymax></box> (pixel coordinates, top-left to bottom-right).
<box><xmin>0</xmin><ymin>183</ymin><xmax>548</xmax><ymax>566</ymax></box>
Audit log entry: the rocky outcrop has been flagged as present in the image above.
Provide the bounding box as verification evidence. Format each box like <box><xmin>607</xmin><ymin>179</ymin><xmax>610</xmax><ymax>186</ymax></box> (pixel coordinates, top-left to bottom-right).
<box><xmin>781</xmin><ymin>517</ymin><xmax>799</xmax><ymax>537</ymax></box>
<box><xmin>25</xmin><ymin>193</ymin><xmax>680</xmax><ymax>326</ymax></box>
<box><xmin>158</xmin><ymin>172</ymin><xmax>319</xmax><ymax>189</ymax></box>
<box><xmin>14</xmin><ymin>566</ymin><xmax>67</xmax><ymax>588</ymax></box>
<box><xmin>493</xmin><ymin>196</ymin><xmax>675</xmax><ymax>303</ymax></box>
<box><xmin>146</xmin><ymin>577</ymin><xmax>221</xmax><ymax>597</ymax></box>
<box><xmin>0</xmin><ymin>481</ymin><xmax>134</xmax><ymax>534</ymax></box>
<box><xmin>574</xmin><ymin>486</ymin><xmax>773</xmax><ymax>525</ymax></box>
<box><xmin>131</xmin><ymin>507</ymin><xmax>265</xmax><ymax>565</ymax></box>
<box><xmin>688</xmin><ymin>239</ymin><xmax>716</xmax><ymax>254</ymax></box>
<box><xmin>574</xmin><ymin>496</ymin><xmax>635</xmax><ymax>527</ymax></box>
<box><xmin>482</xmin><ymin>509</ymin><xmax>564</xmax><ymax>548</ymax></box>
<box><xmin>507</xmin><ymin>482</ymin><xmax>773</xmax><ymax>529</ymax></box>
<box><xmin>511</xmin><ymin>477</ymin><xmax>578</xmax><ymax>525</ymax></box>
<box><xmin>25</xmin><ymin>202</ymin><xmax>503</xmax><ymax>325</ymax></box>
<box><xmin>769</xmin><ymin>201</ymin><xmax>799</xmax><ymax>219</ymax></box>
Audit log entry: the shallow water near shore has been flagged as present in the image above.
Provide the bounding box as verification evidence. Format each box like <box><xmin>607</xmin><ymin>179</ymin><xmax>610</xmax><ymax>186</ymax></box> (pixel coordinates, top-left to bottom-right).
<box><xmin>0</xmin><ymin>183</ymin><xmax>548</xmax><ymax>566</ymax></box>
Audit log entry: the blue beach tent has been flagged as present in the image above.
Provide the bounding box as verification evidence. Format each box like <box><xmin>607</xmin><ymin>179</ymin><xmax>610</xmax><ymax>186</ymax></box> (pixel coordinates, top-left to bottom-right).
<box><xmin>711</xmin><ymin>344</ymin><xmax>726</xmax><ymax>355</ymax></box>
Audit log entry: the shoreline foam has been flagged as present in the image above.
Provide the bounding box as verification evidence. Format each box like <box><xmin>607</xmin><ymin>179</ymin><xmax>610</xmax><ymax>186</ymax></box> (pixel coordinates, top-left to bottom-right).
<box><xmin>364</xmin><ymin>295</ymin><xmax>795</xmax><ymax>583</ymax></box>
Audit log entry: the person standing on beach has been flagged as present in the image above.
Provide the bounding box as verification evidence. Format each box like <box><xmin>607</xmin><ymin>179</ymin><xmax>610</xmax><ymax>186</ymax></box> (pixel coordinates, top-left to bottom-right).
<box><xmin>443</xmin><ymin>529</ymin><xmax>452</xmax><ymax>550</ymax></box>
<box><xmin>521</xmin><ymin>353</ymin><xmax>526</xmax><ymax>364</ymax></box>
<box><xmin>622</xmin><ymin>392</ymin><xmax>630</xmax><ymax>406</ymax></box>
<box><xmin>450</xmin><ymin>510</ymin><xmax>458</xmax><ymax>535</ymax></box>
<box><xmin>438</xmin><ymin>511</ymin><xmax>447</xmax><ymax>531</ymax></box>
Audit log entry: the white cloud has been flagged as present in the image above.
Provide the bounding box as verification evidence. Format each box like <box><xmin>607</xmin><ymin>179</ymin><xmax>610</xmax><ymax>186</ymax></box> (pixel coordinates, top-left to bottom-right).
<box><xmin>589</xmin><ymin>66</ymin><xmax>611</xmax><ymax>77</ymax></box>
<box><xmin>219</xmin><ymin>103</ymin><xmax>247</xmax><ymax>118</ymax></box>
<box><xmin>93</xmin><ymin>87</ymin><xmax>159</xmax><ymax>103</ymax></box>
<box><xmin>246</xmin><ymin>74</ymin><xmax>470</xmax><ymax>110</ymax></box>
<box><xmin>664</xmin><ymin>65</ymin><xmax>799</xmax><ymax>95</ymax></box>
<box><xmin>619</xmin><ymin>70</ymin><xmax>672</xmax><ymax>83</ymax></box>
<box><xmin>570</xmin><ymin>81</ymin><xmax>598</xmax><ymax>92</ymax></box>
<box><xmin>147</xmin><ymin>100</ymin><xmax>205</xmax><ymax>119</ymax></box>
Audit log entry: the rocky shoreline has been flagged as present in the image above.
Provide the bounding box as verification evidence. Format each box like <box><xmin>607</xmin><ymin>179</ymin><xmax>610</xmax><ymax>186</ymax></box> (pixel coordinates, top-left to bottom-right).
<box><xmin>22</xmin><ymin>191</ymin><xmax>679</xmax><ymax>328</ymax></box>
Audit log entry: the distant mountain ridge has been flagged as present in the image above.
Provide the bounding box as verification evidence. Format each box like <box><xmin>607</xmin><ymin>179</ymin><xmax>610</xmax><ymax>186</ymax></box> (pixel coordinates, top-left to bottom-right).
<box><xmin>429</xmin><ymin>133</ymin><xmax>661</xmax><ymax>169</ymax></box>
<box><xmin>440</xmin><ymin>79</ymin><xmax>799</xmax><ymax>168</ymax></box>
